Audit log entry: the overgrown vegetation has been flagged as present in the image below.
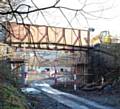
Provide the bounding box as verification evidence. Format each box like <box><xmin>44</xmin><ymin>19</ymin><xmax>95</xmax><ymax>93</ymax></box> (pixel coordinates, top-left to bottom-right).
<box><xmin>91</xmin><ymin>43</ymin><xmax>120</xmax><ymax>87</ymax></box>
<box><xmin>0</xmin><ymin>83</ymin><xmax>28</xmax><ymax>109</ymax></box>
<box><xmin>0</xmin><ymin>59</ymin><xmax>29</xmax><ymax>109</ymax></box>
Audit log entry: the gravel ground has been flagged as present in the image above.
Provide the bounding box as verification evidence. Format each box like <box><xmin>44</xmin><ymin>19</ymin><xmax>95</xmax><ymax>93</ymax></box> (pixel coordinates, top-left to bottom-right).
<box><xmin>70</xmin><ymin>90</ymin><xmax>120</xmax><ymax>108</ymax></box>
<box><xmin>52</xmin><ymin>84</ymin><xmax>120</xmax><ymax>109</ymax></box>
<box><xmin>26</xmin><ymin>92</ymin><xmax>70</xmax><ymax>109</ymax></box>
<box><xmin>25</xmin><ymin>79</ymin><xmax>120</xmax><ymax>109</ymax></box>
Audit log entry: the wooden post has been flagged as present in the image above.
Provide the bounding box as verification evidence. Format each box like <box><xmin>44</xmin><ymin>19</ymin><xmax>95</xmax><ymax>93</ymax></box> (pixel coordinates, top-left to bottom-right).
<box><xmin>74</xmin><ymin>74</ymin><xmax>77</xmax><ymax>91</ymax></box>
<box><xmin>54</xmin><ymin>66</ymin><xmax>57</xmax><ymax>84</ymax></box>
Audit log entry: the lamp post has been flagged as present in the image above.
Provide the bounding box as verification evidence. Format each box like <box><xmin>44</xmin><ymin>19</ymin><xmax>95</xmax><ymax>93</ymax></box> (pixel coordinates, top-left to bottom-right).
<box><xmin>87</xmin><ymin>28</ymin><xmax>95</xmax><ymax>83</ymax></box>
<box><xmin>87</xmin><ymin>28</ymin><xmax>95</xmax><ymax>47</ymax></box>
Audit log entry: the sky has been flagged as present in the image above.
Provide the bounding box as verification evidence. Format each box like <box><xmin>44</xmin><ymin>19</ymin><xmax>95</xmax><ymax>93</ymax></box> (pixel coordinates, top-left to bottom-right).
<box><xmin>22</xmin><ymin>0</ymin><xmax>120</xmax><ymax>37</ymax></box>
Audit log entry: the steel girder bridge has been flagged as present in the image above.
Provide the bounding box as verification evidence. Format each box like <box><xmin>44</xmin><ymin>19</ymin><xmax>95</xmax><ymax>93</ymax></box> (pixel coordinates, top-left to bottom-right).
<box><xmin>5</xmin><ymin>22</ymin><xmax>91</xmax><ymax>52</ymax></box>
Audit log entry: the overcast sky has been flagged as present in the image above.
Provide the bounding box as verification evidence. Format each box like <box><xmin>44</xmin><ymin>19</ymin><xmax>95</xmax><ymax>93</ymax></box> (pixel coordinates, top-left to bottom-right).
<box><xmin>22</xmin><ymin>0</ymin><xmax>120</xmax><ymax>36</ymax></box>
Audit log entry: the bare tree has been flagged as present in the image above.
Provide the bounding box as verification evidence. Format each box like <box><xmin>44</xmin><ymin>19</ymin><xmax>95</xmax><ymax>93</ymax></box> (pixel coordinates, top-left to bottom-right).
<box><xmin>0</xmin><ymin>0</ymin><xmax>116</xmax><ymax>50</ymax></box>
<box><xmin>0</xmin><ymin>0</ymin><xmax>117</xmax><ymax>26</ymax></box>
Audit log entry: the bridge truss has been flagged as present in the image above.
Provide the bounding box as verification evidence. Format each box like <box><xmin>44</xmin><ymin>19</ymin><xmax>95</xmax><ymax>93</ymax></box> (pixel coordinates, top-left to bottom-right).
<box><xmin>5</xmin><ymin>22</ymin><xmax>90</xmax><ymax>51</ymax></box>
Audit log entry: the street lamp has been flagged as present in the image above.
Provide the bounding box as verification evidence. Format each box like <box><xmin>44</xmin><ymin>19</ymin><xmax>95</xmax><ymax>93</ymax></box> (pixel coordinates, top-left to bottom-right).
<box><xmin>86</xmin><ymin>28</ymin><xmax>95</xmax><ymax>83</ymax></box>
<box><xmin>87</xmin><ymin>28</ymin><xmax>95</xmax><ymax>47</ymax></box>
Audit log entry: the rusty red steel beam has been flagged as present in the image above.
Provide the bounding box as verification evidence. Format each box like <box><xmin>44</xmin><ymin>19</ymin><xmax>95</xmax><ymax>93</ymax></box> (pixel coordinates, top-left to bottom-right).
<box><xmin>6</xmin><ymin>41</ymin><xmax>92</xmax><ymax>51</ymax></box>
<box><xmin>5</xmin><ymin>22</ymin><xmax>89</xmax><ymax>50</ymax></box>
